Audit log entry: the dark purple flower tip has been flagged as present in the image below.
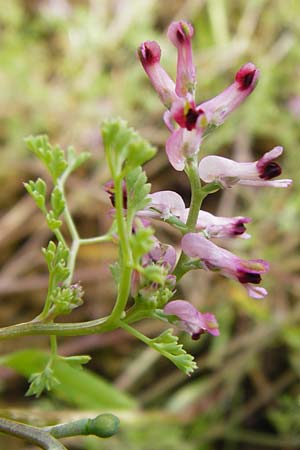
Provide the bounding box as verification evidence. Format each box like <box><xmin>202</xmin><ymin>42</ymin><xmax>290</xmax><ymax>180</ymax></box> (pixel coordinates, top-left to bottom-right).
<box><xmin>259</xmin><ymin>161</ymin><xmax>282</xmax><ymax>180</ymax></box>
<box><xmin>233</xmin><ymin>220</ymin><xmax>247</xmax><ymax>235</ymax></box>
<box><xmin>192</xmin><ymin>330</ymin><xmax>205</xmax><ymax>340</ymax></box>
<box><xmin>256</xmin><ymin>146</ymin><xmax>284</xmax><ymax>180</ymax></box>
<box><xmin>237</xmin><ymin>271</ymin><xmax>262</xmax><ymax>284</ymax></box>
<box><xmin>232</xmin><ymin>217</ymin><xmax>251</xmax><ymax>235</ymax></box>
<box><xmin>138</xmin><ymin>41</ymin><xmax>161</xmax><ymax>65</ymax></box>
<box><xmin>235</xmin><ymin>63</ymin><xmax>258</xmax><ymax>91</ymax></box>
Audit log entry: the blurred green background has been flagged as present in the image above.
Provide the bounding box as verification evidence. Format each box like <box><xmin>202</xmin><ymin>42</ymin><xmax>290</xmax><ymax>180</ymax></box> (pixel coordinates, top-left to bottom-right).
<box><xmin>1</xmin><ymin>0</ymin><xmax>300</xmax><ymax>449</ymax></box>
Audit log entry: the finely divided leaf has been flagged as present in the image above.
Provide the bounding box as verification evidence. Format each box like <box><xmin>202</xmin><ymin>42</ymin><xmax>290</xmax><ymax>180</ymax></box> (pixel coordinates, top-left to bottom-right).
<box><xmin>151</xmin><ymin>329</ymin><xmax>197</xmax><ymax>375</ymax></box>
<box><xmin>126</xmin><ymin>166</ymin><xmax>151</xmax><ymax>216</ymax></box>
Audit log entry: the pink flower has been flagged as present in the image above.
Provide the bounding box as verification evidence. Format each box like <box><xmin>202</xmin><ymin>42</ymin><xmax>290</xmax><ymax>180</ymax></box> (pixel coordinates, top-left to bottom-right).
<box><xmin>198</xmin><ymin>146</ymin><xmax>292</xmax><ymax>188</ymax></box>
<box><xmin>164</xmin><ymin>300</ymin><xmax>219</xmax><ymax>339</ymax></box>
<box><xmin>181</xmin><ymin>209</ymin><xmax>251</xmax><ymax>239</ymax></box>
<box><xmin>138</xmin><ymin>21</ymin><xmax>259</xmax><ymax>172</ymax></box>
<box><xmin>181</xmin><ymin>233</ymin><xmax>269</xmax><ymax>298</ymax></box>
<box><xmin>137</xmin><ymin>41</ymin><xmax>178</xmax><ymax>109</ymax></box>
<box><xmin>146</xmin><ymin>190</ymin><xmax>185</xmax><ymax>219</ymax></box>
<box><xmin>167</xmin><ymin>21</ymin><xmax>196</xmax><ymax>97</ymax></box>
<box><xmin>199</xmin><ymin>63</ymin><xmax>259</xmax><ymax>126</ymax></box>
<box><xmin>144</xmin><ymin>190</ymin><xmax>250</xmax><ymax>238</ymax></box>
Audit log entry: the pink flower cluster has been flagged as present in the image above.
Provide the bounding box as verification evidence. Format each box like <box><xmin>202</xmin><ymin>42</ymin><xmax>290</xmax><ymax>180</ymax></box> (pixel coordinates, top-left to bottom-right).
<box><xmin>138</xmin><ymin>22</ymin><xmax>260</xmax><ymax>171</ymax></box>
<box><xmin>113</xmin><ymin>21</ymin><xmax>292</xmax><ymax>341</ymax></box>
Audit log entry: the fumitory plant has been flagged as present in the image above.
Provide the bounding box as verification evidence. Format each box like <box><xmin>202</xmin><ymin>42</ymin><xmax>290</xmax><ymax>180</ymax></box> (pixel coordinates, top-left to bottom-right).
<box><xmin>0</xmin><ymin>20</ymin><xmax>292</xmax><ymax>449</ymax></box>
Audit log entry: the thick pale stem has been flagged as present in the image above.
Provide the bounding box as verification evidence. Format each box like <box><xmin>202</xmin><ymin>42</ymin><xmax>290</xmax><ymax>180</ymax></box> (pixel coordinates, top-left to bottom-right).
<box><xmin>0</xmin><ymin>418</ymin><xmax>66</xmax><ymax>450</ymax></box>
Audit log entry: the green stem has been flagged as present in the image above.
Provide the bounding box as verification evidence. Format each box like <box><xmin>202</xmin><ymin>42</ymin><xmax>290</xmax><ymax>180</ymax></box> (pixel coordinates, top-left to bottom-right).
<box><xmin>44</xmin><ymin>414</ymin><xmax>120</xmax><ymax>439</ymax></box>
<box><xmin>49</xmin><ymin>335</ymin><xmax>57</xmax><ymax>362</ymax></box>
<box><xmin>79</xmin><ymin>234</ymin><xmax>113</xmax><ymax>245</ymax></box>
<box><xmin>38</xmin><ymin>271</ymin><xmax>56</xmax><ymax>320</ymax></box>
<box><xmin>173</xmin><ymin>158</ymin><xmax>206</xmax><ymax>280</ymax></box>
<box><xmin>106</xmin><ymin>175</ymin><xmax>132</xmax><ymax>324</ymax></box>
<box><xmin>65</xmin><ymin>239</ymin><xmax>80</xmax><ymax>286</ymax></box>
<box><xmin>119</xmin><ymin>321</ymin><xmax>152</xmax><ymax>346</ymax></box>
<box><xmin>0</xmin><ymin>418</ymin><xmax>66</xmax><ymax>450</ymax></box>
<box><xmin>53</xmin><ymin>229</ymin><xmax>68</xmax><ymax>249</ymax></box>
<box><xmin>0</xmin><ymin>317</ymin><xmax>111</xmax><ymax>339</ymax></box>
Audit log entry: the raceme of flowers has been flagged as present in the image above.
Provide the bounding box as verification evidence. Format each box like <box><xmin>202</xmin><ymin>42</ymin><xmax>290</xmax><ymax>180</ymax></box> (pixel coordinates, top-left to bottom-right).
<box><xmin>110</xmin><ymin>21</ymin><xmax>292</xmax><ymax>341</ymax></box>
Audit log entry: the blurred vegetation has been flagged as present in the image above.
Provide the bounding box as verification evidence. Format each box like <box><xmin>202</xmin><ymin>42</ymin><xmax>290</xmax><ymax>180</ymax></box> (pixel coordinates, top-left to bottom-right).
<box><xmin>1</xmin><ymin>0</ymin><xmax>300</xmax><ymax>449</ymax></box>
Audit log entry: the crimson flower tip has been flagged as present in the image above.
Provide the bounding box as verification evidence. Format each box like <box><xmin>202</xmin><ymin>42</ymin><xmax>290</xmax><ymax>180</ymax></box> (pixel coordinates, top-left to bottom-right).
<box><xmin>235</xmin><ymin>63</ymin><xmax>259</xmax><ymax>91</ymax></box>
<box><xmin>138</xmin><ymin>41</ymin><xmax>161</xmax><ymax>65</ymax></box>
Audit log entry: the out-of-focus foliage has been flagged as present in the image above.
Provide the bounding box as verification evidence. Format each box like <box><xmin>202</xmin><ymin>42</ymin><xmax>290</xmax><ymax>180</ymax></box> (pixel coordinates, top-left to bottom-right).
<box><xmin>1</xmin><ymin>0</ymin><xmax>300</xmax><ymax>449</ymax></box>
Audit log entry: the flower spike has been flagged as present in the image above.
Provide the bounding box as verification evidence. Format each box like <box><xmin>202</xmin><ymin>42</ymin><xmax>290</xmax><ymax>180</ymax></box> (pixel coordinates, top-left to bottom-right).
<box><xmin>198</xmin><ymin>146</ymin><xmax>292</xmax><ymax>188</ymax></box>
<box><xmin>164</xmin><ymin>300</ymin><xmax>219</xmax><ymax>339</ymax></box>
<box><xmin>181</xmin><ymin>234</ymin><xmax>269</xmax><ymax>298</ymax></box>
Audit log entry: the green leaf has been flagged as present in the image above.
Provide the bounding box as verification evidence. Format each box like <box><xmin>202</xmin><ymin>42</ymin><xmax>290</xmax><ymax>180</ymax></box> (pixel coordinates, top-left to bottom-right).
<box><xmin>102</xmin><ymin>119</ymin><xmax>156</xmax><ymax>177</ymax></box>
<box><xmin>58</xmin><ymin>354</ymin><xmax>91</xmax><ymax>370</ymax></box>
<box><xmin>0</xmin><ymin>350</ymin><xmax>136</xmax><ymax>410</ymax></box>
<box><xmin>46</xmin><ymin>211</ymin><xmax>62</xmax><ymax>230</ymax></box>
<box><xmin>151</xmin><ymin>329</ymin><xmax>197</xmax><ymax>375</ymax></box>
<box><xmin>67</xmin><ymin>146</ymin><xmax>91</xmax><ymax>171</ymax></box>
<box><xmin>130</xmin><ymin>224</ymin><xmax>154</xmax><ymax>264</ymax></box>
<box><xmin>125</xmin><ymin>137</ymin><xmax>156</xmax><ymax>170</ymax></box>
<box><xmin>24</xmin><ymin>178</ymin><xmax>47</xmax><ymax>212</ymax></box>
<box><xmin>25</xmin><ymin>135</ymin><xmax>68</xmax><ymax>181</ymax></box>
<box><xmin>50</xmin><ymin>186</ymin><xmax>65</xmax><ymax>218</ymax></box>
<box><xmin>126</xmin><ymin>167</ymin><xmax>151</xmax><ymax>216</ymax></box>
<box><xmin>26</xmin><ymin>366</ymin><xmax>60</xmax><ymax>398</ymax></box>
<box><xmin>102</xmin><ymin>119</ymin><xmax>134</xmax><ymax>175</ymax></box>
<box><xmin>109</xmin><ymin>261</ymin><xmax>121</xmax><ymax>285</ymax></box>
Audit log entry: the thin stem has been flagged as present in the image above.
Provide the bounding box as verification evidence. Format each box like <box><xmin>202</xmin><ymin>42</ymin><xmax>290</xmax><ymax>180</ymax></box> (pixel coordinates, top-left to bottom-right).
<box><xmin>65</xmin><ymin>239</ymin><xmax>80</xmax><ymax>286</ymax></box>
<box><xmin>106</xmin><ymin>175</ymin><xmax>132</xmax><ymax>324</ymax></box>
<box><xmin>173</xmin><ymin>158</ymin><xmax>206</xmax><ymax>280</ymax></box>
<box><xmin>57</xmin><ymin>170</ymin><xmax>79</xmax><ymax>242</ymax></box>
<box><xmin>0</xmin><ymin>418</ymin><xmax>66</xmax><ymax>450</ymax></box>
<box><xmin>79</xmin><ymin>234</ymin><xmax>113</xmax><ymax>245</ymax></box>
<box><xmin>49</xmin><ymin>335</ymin><xmax>57</xmax><ymax>362</ymax></box>
<box><xmin>119</xmin><ymin>321</ymin><xmax>151</xmax><ymax>346</ymax></box>
<box><xmin>184</xmin><ymin>158</ymin><xmax>205</xmax><ymax>229</ymax></box>
<box><xmin>39</xmin><ymin>271</ymin><xmax>55</xmax><ymax>320</ymax></box>
<box><xmin>53</xmin><ymin>229</ymin><xmax>68</xmax><ymax>249</ymax></box>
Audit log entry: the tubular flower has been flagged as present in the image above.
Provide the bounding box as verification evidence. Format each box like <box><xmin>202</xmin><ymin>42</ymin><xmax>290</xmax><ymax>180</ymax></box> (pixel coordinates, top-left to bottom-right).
<box><xmin>138</xmin><ymin>21</ymin><xmax>260</xmax><ymax>171</ymax></box>
<box><xmin>198</xmin><ymin>146</ymin><xmax>292</xmax><ymax>188</ymax></box>
<box><xmin>146</xmin><ymin>190</ymin><xmax>185</xmax><ymax>219</ymax></box>
<box><xmin>137</xmin><ymin>40</ymin><xmax>178</xmax><ymax>108</ymax></box>
<box><xmin>164</xmin><ymin>300</ymin><xmax>219</xmax><ymax>339</ymax></box>
<box><xmin>181</xmin><ymin>233</ymin><xmax>269</xmax><ymax>298</ymax></box>
<box><xmin>180</xmin><ymin>209</ymin><xmax>251</xmax><ymax>239</ymax></box>
<box><xmin>144</xmin><ymin>190</ymin><xmax>251</xmax><ymax>239</ymax></box>
<box><xmin>199</xmin><ymin>63</ymin><xmax>259</xmax><ymax>126</ymax></box>
<box><xmin>167</xmin><ymin>21</ymin><xmax>196</xmax><ymax>97</ymax></box>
